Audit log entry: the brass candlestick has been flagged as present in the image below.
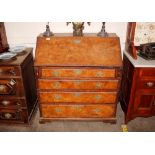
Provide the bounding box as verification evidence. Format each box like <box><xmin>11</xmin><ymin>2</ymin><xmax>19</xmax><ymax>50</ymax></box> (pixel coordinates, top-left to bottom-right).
<box><xmin>43</xmin><ymin>22</ymin><xmax>54</xmax><ymax>37</ymax></box>
<box><xmin>97</xmin><ymin>22</ymin><xmax>108</xmax><ymax>37</ymax></box>
<box><xmin>67</xmin><ymin>22</ymin><xmax>91</xmax><ymax>36</ymax></box>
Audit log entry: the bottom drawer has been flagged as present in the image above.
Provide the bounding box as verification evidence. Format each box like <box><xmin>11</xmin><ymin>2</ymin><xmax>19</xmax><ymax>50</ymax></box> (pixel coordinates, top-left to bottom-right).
<box><xmin>40</xmin><ymin>104</ymin><xmax>115</xmax><ymax>118</ymax></box>
<box><xmin>0</xmin><ymin>108</ymin><xmax>28</xmax><ymax>123</ymax></box>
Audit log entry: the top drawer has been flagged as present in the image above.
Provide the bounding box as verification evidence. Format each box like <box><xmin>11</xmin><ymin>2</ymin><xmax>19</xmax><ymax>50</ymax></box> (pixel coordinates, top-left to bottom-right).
<box><xmin>0</xmin><ymin>66</ymin><xmax>20</xmax><ymax>77</ymax></box>
<box><xmin>38</xmin><ymin>68</ymin><xmax>116</xmax><ymax>78</ymax></box>
<box><xmin>139</xmin><ymin>68</ymin><xmax>155</xmax><ymax>78</ymax></box>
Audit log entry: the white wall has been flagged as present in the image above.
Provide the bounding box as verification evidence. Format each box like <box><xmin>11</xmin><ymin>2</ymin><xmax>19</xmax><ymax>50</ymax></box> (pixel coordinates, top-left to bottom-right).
<box><xmin>4</xmin><ymin>22</ymin><xmax>127</xmax><ymax>53</ymax></box>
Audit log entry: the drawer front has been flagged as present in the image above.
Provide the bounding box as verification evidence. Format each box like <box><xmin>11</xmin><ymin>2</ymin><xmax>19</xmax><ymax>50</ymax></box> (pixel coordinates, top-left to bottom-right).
<box><xmin>40</xmin><ymin>68</ymin><xmax>116</xmax><ymax>78</ymax></box>
<box><xmin>138</xmin><ymin>80</ymin><xmax>155</xmax><ymax>89</ymax></box>
<box><xmin>0</xmin><ymin>66</ymin><xmax>19</xmax><ymax>77</ymax></box>
<box><xmin>38</xmin><ymin>79</ymin><xmax>119</xmax><ymax>90</ymax></box>
<box><xmin>140</xmin><ymin>68</ymin><xmax>155</xmax><ymax>78</ymax></box>
<box><xmin>40</xmin><ymin>104</ymin><xmax>115</xmax><ymax>118</ymax></box>
<box><xmin>0</xmin><ymin>108</ymin><xmax>27</xmax><ymax>122</ymax></box>
<box><xmin>0</xmin><ymin>79</ymin><xmax>23</xmax><ymax>96</ymax></box>
<box><xmin>39</xmin><ymin>92</ymin><xmax>117</xmax><ymax>104</ymax></box>
<box><xmin>0</xmin><ymin>97</ymin><xmax>25</xmax><ymax>108</ymax></box>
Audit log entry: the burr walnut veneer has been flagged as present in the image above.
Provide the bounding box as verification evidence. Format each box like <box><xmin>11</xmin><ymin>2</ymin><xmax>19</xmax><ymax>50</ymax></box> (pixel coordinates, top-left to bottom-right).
<box><xmin>0</xmin><ymin>48</ymin><xmax>37</xmax><ymax>124</ymax></box>
<box><xmin>35</xmin><ymin>33</ymin><xmax>122</xmax><ymax>123</ymax></box>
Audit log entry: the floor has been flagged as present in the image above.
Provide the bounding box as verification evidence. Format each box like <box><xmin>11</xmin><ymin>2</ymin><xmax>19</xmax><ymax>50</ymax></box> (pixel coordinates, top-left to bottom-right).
<box><xmin>0</xmin><ymin>103</ymin><xmax>155</xmax><ymax>132</ymax></box>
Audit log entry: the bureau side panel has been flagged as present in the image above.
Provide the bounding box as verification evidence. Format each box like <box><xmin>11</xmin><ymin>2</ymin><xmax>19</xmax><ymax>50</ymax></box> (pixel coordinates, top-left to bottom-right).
<box><xmin>21</xmin><ymin>53</ymin><xmax>37</xmax><ymax>116</ymax></box>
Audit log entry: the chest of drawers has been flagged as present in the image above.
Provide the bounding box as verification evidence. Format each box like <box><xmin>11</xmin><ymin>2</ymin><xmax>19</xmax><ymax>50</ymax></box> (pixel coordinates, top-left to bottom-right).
<box><xmin>35</xmin><ymin>33</ymin><xmax>122</xmax><ymax>123</ymax></box>
<box><xmin>120</xmin><ymin>52</ymin><xmax>155</xmax><ymax>123</ymax></box>
<box><xmin>0</xmin><ymin>48</ymin><xmax>37</xmax><ymax>124</ymax></box>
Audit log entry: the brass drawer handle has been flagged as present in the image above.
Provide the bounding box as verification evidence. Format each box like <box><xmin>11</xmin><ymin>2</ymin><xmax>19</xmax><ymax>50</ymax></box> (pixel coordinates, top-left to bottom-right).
<box><xmin>0</xmin><ymin>79</ymin><xmax>16</xmax><ymax>94</ymax></box>
<box><xmin>95</xmin><ymin>95</ymin><xmax>102</xmax><ymax>100</ymax></box>
<box><xmin>0</xmin><ymin>85</ymin><xmax>6</xmax><ymax>92</ymax></box>
<box><xmin>96</xmin><ymin>71</ymin><xmax>104</xmax><ymax>77</ymax></box>
<box><xmin>4</xmin><ymin>113</ymin><xmax>12</xmax><ymax>119</ymax></box>
<box><xmin>10</xmin><ymin>69</ymin><xmax>16</xmax><ymax>75</ymax></box>
<box><xmin>72</xmin><ymin>105</ymin><xmax>82</xmax><ymax>111</ymax></box>
<box><xmin>146</xmin><ymin>82</ymin><xmax>154</xmax><ymax>87</ymax></box>
<box><xmin>54</xmin><ymin>94</ymin><xmax>62</xmax><ymax>100</ymax></box>
<box><xmin>16</xmin><ymin>102</ymin><xmax>20</xmax><ymax>106</ymax></box>
<box><xmin>9</xmin><ymin>79</ymin><xmax>16</xmax><ymax>86</ymax></box>
<box><xmin>95</xmin><ymin>83</ymin><xmax>103</xmax><ymax>88</ymax></box>
<box><xmin>1</xmin><ymin>100</ymin><xmax>10</xmax><ymax>106</ymax></box>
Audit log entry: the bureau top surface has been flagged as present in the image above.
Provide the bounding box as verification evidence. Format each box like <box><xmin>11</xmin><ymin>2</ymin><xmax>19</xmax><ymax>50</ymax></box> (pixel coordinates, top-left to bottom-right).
<box><xmin>35</xmin><ymin>33</ymin><xmax>122</xmax><ymax>67</ymax></box>
<box><xmin>0</xmin><ymin>48</ymin><xmax>32</xmax><ymax>66</ymax></box>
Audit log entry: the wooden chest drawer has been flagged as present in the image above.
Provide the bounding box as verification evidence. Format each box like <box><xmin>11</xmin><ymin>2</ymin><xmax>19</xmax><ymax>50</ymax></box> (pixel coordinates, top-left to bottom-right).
<box><xmin>0</xmin><ymin>108</ymin><xmax>27</xmax><ymax>122</ymax></box>
<box><xmin>40</xmin><ymin>104</ymin><xmax>115</xmax><ymax>118</ymax></box>
<box><xmin>0</xmin><ymin>66</ymin><xmax>19</xmax><ymax>77</ymax></box>
<box><xmin>0</xmin><ymin>97</ymin><xmax>25</xmax><ymax>108</ymax></box>
<box><xmin>139</xmin><ymin>68</ymin><xmax>155</xmax><ymax>78</ymax></box>
<box><xmin>138</xmin><ymin>80</ymin><xmax>155</xmax><ymax>89</ymax></box>
<box><xmin>39</xmin><ymin>92</ymin><xmax>117</xmax><ymax>104</ymax></box>
<box><xmin>39</xmin><ymin>68</ymin><xmax>116</xmax><ymax>78</ymax></box>
<box><xmin>38</xmin><ymin>79</ymin><xmax>119</xmax><ymax>90</ymax></box>
<box><xmin>0</xmin><ymin>79</ymin><xmax>23</xmax><ymax>96</ymax></box>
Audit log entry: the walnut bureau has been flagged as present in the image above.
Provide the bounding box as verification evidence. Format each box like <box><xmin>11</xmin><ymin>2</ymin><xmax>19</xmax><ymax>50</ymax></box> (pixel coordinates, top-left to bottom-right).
<box><xmin>35</xmin><ymin>33</ymin><xmax>122</xmax><ymax>123</ymax></box>
<box><xmin>0</xmin><ymin>48</ymin><xmax>37</xmax><ymax>124</ymax></box>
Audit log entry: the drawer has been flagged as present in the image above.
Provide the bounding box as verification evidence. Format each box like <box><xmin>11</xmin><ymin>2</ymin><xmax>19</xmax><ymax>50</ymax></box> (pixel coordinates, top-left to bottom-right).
<box><xmin>0</xmin><ymin>97</ymin><xmax>25</xmax><ymax>108</ymax></box>
<box><xmin>39</xmin><ymin>68</ymin><xmax>116</xmax><ymax>78</ymax></box>
<box><xmin>40</xmin><ymin>104</ymin><xmax>115</xmax><ymax>118</ymax></box>
<box><xmin>0</xmin><ymin>66</ymin><xmax>19</xmax><ymax>77</ymax></box>
<box><xmin>138</xmin><ymin>80</ymin><xmax>155</xmax><ymax>89</ymax></box>
<box><xmin>38</xmin><ymin>79</ymin><xmax>119</xmax><ymax>90</ymax></box>
<box><xmin>0</xmin><ymin>79</ymin><xmax>23</xmax><ymax>96</ymax></box>
<box><xmin>140</xmin><ymin>68</ymin><xmax>155</xmax><ymax>78</ymax></box>
<box><xmin>39</xmin><ymin>92</ymin><xmax>117</xmax><ymax>104</ymax></box>
<box><xmin>0</xmin><ymin>108</ymin><xmax>27</xmax><ymax>122</ymax></box>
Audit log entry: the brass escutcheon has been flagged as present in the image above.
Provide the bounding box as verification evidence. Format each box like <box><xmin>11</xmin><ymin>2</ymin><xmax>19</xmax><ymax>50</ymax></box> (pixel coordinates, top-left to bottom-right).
<box><xmin>93</xmin><ymin>108</ymin><xmax>101</xmax><ymax>113</ymax></box>
<box><xmin>52</xmin><ymin>70</ymin><xmax>60</xmax><ymax>77</ymax></box>
<box><xmin>53</xmin><ymin>82</ymin><xmax>61</xmax><ymax>89</ymax></box>
<box><xmin>74</xmin><ymin>69</ymin><xmax>82</xmax><ymax>75</ymax></box>
<box><xmin>55</xmin><ymin>108</ymin><xmax>62</xmax><ymax>113</ymax></box>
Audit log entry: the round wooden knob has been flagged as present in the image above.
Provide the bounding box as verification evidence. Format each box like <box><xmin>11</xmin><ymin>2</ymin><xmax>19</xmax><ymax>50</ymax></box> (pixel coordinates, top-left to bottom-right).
<box><xmin>1</xmin><ymin>100</ymin><xmax>10</xmax><ymax>106</ymax></box>
<box><xmin>147</xmin><ymin>82</ymin><xmax>154</xmax><ymax>87</ymax></box>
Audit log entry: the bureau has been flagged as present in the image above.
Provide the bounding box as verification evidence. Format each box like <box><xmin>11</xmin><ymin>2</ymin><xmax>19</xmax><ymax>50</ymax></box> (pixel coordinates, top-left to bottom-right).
<box><xmin>0</xmin><ymin>48</ymin><xmax>37</xmax><ymax>124</ymax></box>
<box><xmin>120</xmin><ymin>51</ymin><xmax>155</xmax><ymax>123</ymax></box>
<box><xmin>35</xmin><ymin>33</ymin><xmax>122</xmax><ymax>123</ymax></box>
